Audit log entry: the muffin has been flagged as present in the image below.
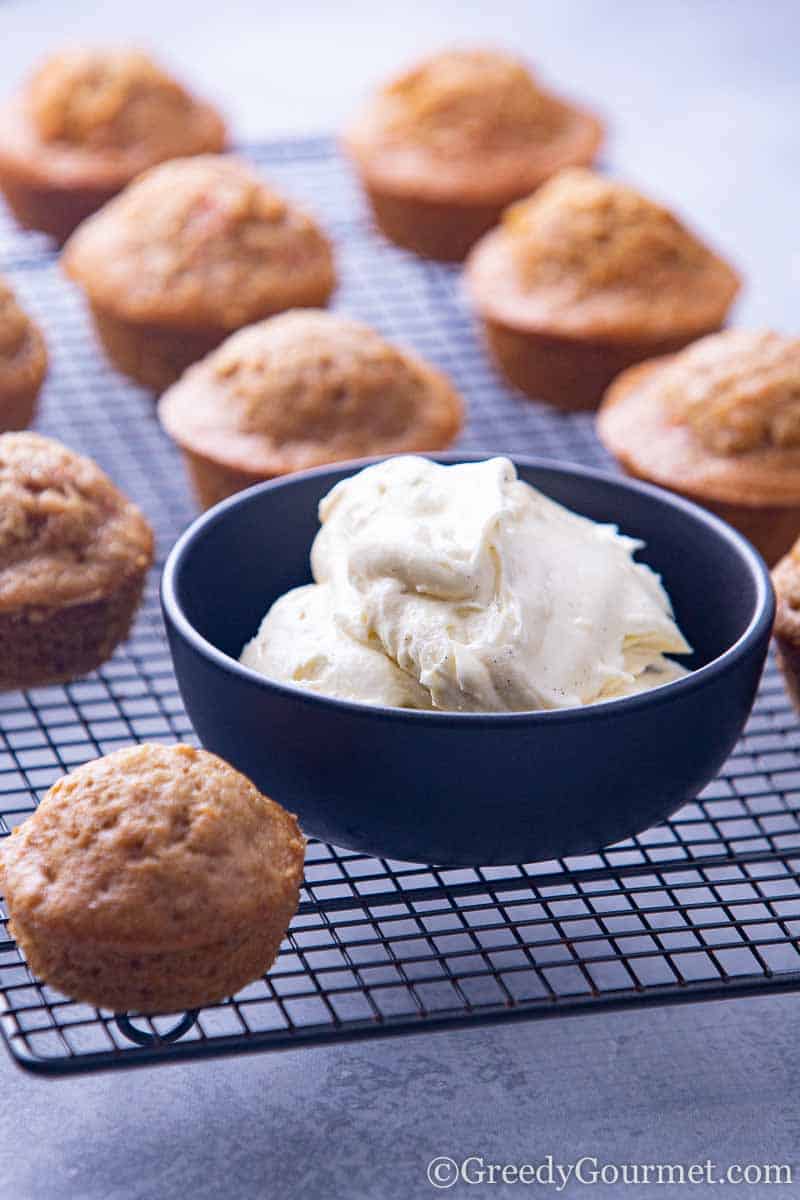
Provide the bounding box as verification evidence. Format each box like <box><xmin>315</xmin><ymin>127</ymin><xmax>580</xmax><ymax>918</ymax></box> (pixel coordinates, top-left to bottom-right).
<box><xmin>0</xmin><ymin>432</ymin><xmax>153</xmax><ymax>689</ymax></box>
<box><xmin>158</xmin><ymin>309</ymin><xmax>463</xmax><ymax>508</ymax></box>
<box><xmin>0</xmin><ymin>278</ymin><xmax>47</xmax><ymax>431</ymax></box>
<box><xmin>0</xmin><ymin>743</ymin><xmax>305</xmax><ymax>1013</ymax></box>
<box><xmin>598</xmin><ymin>330</ymin><xmax>800</xmax><ymax>566</ymax></box>
<box><xmin>343</xmin><ymin>48</ymin><xmax>604</xmax><ymax>261</ymax></box>
<box><xmin>772</xmin><ymin>540</ymin><xmax>800</xmax><ymax>712</ymax></box>
<box><xmin>0</xmin><ymin>47</ymin><xmax>226</xmax><ymax>243</ymax></box>
<box><xmin>62</xmin><ymin>155</ymin><xmax>337</xmax><ymax>391</ymax></box>
<box><xmin>465</xmin><ymin>168</ymin><xmax>740</xmax><ymax>410</ymax></box>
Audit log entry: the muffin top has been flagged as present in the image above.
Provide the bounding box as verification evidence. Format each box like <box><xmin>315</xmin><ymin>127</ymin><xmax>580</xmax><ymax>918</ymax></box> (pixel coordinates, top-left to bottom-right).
<box><xmin>597</xmin><ymin>330</ymin><xmax>800</xmax><ymax>505</ymax></box>
<box><xmin>0</xmin><ymin>278</ymin><xmax>47</xmax><ymax>399</ymax></box>
<box><xmin>466</xmin><ymin>169</ymin><xmax>740</xmax><ymax>340</ymax></box>
<box><xmin>62</xmin><ymin>155</ymin><xmax>336</xmax><ymax>330</ymax></box>
<box><xmin>773</xmin><ymin>537</ymin><xmax>800</xmax><ymax>644</ymax></box>
<box><xmin>0</xmin><ymin>743</ymin><xmax>305</xmax><ymax>951</ymax></box>
<box><xmin>344</xmin><ymin>48</ymin><xmax>603</xmax><ymax>203</ymax></box>
<box><xmin>159</xmin><ymin>309</ymin><xmax>463</xmax><ymax>474</ymax></box>
<box><xmin>0</xmin><ymin>48</ymin><xmax>226</xmax><ymax>187</ymax></box>
<box><xmin>0</xmin><ymin>432</ymin><xmax>153</xmax><ymax>612</ymax></box>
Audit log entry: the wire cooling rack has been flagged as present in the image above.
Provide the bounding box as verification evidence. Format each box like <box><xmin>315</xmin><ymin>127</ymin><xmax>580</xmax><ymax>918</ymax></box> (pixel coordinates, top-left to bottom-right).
<box><xmin>1</xmin><ymin>137</ymin><xmax>800</xmax><ymax>1077</ymax></box>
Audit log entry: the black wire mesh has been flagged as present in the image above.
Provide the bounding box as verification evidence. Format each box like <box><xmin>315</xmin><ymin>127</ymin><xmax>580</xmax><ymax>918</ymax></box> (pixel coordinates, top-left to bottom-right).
<box><xmin>1</xmin><ymin>137</ymin><xmax>799</xmax><ymax>1077</ymax></box>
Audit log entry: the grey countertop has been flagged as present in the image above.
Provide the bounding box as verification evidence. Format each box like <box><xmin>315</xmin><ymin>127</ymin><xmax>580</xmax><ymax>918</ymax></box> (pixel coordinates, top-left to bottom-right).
<box><xmin>1</xmin><ymin>1</ymin><xmax>799</xmax><ymax>1196</ymax></box>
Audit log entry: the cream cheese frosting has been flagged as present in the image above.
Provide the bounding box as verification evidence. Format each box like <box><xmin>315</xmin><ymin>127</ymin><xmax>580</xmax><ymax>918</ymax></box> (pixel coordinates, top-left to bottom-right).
<box><xmin>241</xmin><ymin>456</ymin><xmax>691</xmax><ymax>711</ymax></box>
<box><xmin>241</xmin><ymin>580</ymin><xmax>434</xmax><ymax>709</ymax></box>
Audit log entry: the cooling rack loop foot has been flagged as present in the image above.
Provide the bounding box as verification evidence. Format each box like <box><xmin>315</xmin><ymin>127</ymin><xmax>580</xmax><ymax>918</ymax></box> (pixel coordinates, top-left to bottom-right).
<box><xmin>114</xmin><ymin>1011</ymin><xmax>198</xmax><ymax>1046</ymax></box>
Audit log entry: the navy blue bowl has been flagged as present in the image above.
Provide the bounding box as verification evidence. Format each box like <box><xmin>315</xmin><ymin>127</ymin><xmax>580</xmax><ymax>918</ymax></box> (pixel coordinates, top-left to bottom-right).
<box><xmin>161</xmin><ymin>453</ymin><xmax>774</xmax><ymax>866</ymax></box>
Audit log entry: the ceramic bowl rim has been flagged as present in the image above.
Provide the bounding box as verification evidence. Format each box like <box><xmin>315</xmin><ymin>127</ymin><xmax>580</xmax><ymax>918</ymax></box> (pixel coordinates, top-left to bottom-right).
<box><xmin>161</xmin><ymin>451</ymin><xmax>775</xmax><ymax>728</ymax></box>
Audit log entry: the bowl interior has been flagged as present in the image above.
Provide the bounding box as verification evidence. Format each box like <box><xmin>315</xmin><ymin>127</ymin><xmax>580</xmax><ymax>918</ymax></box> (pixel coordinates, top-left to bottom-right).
<box><xmin>172</xmin><ymin>456</ymin><xmax>763</xmax><ymax>682</ymax></box>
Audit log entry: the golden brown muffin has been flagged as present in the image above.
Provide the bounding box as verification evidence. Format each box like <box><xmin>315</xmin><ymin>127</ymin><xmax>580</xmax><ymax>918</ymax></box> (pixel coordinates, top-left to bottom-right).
<box><xmin>0</xmin><ymin>48</ymin><xmax>226</xmax><ymax>243</ymax></box>
<box><xmin>773</xmin><ymin>540</ymin><xmax>800</xmax><ymax>712</ymax></box>
<box><xmin>0</xmin><ymin>743</ymin><xmax>305</xmax><ymax>1013</ymax></box>
<box><xmin>62</xmin><ymin>155</ymin><xmax>337</xmax><ymax>391</ymax></box>
<box><xmin>343</xmin><ymin>48</ymin><xmax>604</xmax><ymax>261</ymax></box>
<box><xmin>465</xmin><ymin>168</ymin><xmax>740</xmax><ymax>410</ymax></box>
<box><xmin>0</xmin><ymin>278</ymin><xmax>47</xmax><ymax>430</ymax></box>
<box><xmin>158</xmin><ymin>309</ymin><xmax>463</xmax><ymax>508</ymax></box>
<box><xmin>0</xmin><ymin>432</ymin><xmax>153</xmax><ymax>689</ymax></box>
<box><xmin>598</xmin><ymin>330</ymin><xmax>800</xmax><ymax>566</ymax></box>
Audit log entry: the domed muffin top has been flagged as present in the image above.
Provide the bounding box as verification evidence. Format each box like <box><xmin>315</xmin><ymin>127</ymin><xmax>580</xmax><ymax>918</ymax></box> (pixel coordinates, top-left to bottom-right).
<box><xmin>0</xmin><ymin>278</ymin><xmax>32</xmax><ymax>360</ymax></box>
<box><xmin>158</xmin><ymin>309</ymin><xmax>463</xmax><ymax>473</ymax></box>
<box><xmin>0</xmin><ymin>278</ymin><xmax>46</xmax><ymax>399</ymax></box>
<box><xmin>375</xmin><ymin>49</ymin><xmax>567</xmax><ymax>157</ymax></box>
<box><xmin>467</xmin><ymin>169</ymin><xmax>740</xmax><ymax>339</ymax></box>
<box><xmin>26</xmin><ymin>48</ymin><xmax>217</xmax><ymax>152</ymax></box>
<box><xmin>0</xmin><ymin>432</ymin><xmax>153</xmax><ymax>611</ymax></box>
<box><xmin>0</xmin><ymin>46</ymin><xmax>226</xmax><ymax>189</ymax></box>
<box><xmin>344</xmin><ymin>48</ymin><xmax>603</xmax><ymax>204</ymax></box>
<box><xmin>0</xmin><ymin>743</ymin><xmax>305</xmax><ymax>951</ymax></box>
<box><xmin>597</xmin><ymin>330</ymin><xmax>800</xmax><ymax>507</ymax></box>
<box><xmin>209</xmin><ymin>310</ymin><xmax>431</xmax><ymax>437</ymax></box>
<box><xmin>655</xmin><ymin>330</ymin><xmax>800</xmax><ymax>455</ymax></box>
<box><xmin>505</xmin><ymin>169</ymin><xmax>713</xmax><ymax>293</ymax></box>
<box><xmin>62</xmin><ymin>156</ymin><xmax>336</xmax><ymax>329</ymax></box>
<box><xmin>773</xmin><ymin>536</ymin><xmax>800</xmax><ymax>643</ymax></box>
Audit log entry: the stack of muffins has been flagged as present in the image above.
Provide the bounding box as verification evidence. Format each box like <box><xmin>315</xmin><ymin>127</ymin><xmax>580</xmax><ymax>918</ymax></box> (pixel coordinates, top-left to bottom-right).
<box><xmin>0</xmin><ymin>40</ymin><xmax>797</xmax><ymax>1017</ymax></box>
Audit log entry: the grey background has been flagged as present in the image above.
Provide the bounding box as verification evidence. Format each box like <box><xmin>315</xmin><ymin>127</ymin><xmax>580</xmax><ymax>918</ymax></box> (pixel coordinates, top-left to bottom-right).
<box><xmin>1</xmin><ymin>1</ymin><xmax>799</xmax><ymax>1197</ymax></box>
